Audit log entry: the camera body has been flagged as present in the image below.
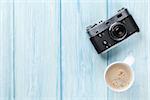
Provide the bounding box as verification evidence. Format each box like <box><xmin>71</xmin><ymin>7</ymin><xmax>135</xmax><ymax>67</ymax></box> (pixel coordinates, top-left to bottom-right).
<box><xmin>86</xmin><ymin>8</ymin><xmax>139</xmax><ymax>54</ymax></box>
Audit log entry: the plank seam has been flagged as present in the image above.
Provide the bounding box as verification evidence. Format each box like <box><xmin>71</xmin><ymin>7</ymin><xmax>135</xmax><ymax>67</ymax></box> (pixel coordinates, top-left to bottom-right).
<box><xmin>12</xmin><ymin>0</ymin><xmax>16</xmax><ymax>100</ymax></box>
<box><xmin>106</xmin><ymin>0</ymin><xmax>109</xmax><ymax>100</ymax></box>
<box><xmin>59</xmin><ymin>1</ymin><xmax>63</xmax><ymax>100</ymax></box>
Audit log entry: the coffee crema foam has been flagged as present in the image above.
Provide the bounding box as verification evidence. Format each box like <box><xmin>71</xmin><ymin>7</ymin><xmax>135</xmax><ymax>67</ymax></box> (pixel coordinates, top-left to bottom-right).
<box><xmin>105</xmin><ymin>63</ymin><xmax>132</xmax><ymax>89</ymax></box>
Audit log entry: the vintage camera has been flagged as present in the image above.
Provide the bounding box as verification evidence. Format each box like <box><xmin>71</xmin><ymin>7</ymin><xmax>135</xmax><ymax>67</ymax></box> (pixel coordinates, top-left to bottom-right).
<box><xmin>86</xmin><ymin>8</ymin><xmax>139</xmax><ymax>54</ymax></box>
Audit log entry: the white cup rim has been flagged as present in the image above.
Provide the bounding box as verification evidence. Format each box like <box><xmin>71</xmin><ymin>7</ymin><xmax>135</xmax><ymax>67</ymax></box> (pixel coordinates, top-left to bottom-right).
<box><xmin>104</xmin><ymin>61</ymin><xmax>134</xmax><ymax>92</ymax></box>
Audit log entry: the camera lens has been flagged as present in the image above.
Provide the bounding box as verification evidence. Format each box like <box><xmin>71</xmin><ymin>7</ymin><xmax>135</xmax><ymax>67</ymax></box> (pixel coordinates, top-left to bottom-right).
<box><xmin>109</xmin><ymin>23</ymin><xmax>127</xmax><ymax>41</ymax></box>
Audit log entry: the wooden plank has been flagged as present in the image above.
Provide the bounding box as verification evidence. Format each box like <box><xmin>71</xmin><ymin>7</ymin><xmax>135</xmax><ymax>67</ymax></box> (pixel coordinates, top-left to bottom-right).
<box><xmin>61</xmin><ymin>0</ymin><xmax>107</xmax><ymax>100</ymax></box>
<box><xmin>0</xmin><ymin>1</ymin><xmax>14</xmax><ymax>100</ymax></box>
<box><xmin>13</xmin><ymin>1</ymin><xmax>60</xmax><ymax>100</ymax></box>
<box><xmin>107</xmin><ymin>0</ymin><xmax>149</xmax><ymax>99</ymax></box>
<box><xmin>148</xmin><ymin>0</ymin><xmax>150</xmax><ymax>99</ymax></box>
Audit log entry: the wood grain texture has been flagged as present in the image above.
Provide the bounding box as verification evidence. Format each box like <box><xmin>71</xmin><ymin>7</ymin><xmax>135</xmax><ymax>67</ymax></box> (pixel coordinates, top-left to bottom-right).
<box><xmin>0</xmin><ymin>1</ymin><xmax>14</xmax><ymax>100</ymax></box>
<box><xmin>107</xmin><ymin>0</ymin><xmax>149</xmax><ymax>100</ymax></box>
<box><xmin>13</xmin><ymin>1</ymin><xmax>60</xmax><ymax>100</ymax></box>
<box><xmin>61</xmin><ymin>0</ymin><xmax>107</xmax><ymax>100</ymax></box>
<box><xmin>146</xmin><ymin>0</ymin><xmax>150</xmax><ymax>99</ymax></box>
<box><xmin>0</xmin><ymin>0</ymin><xmax>149</xmax><ymax>100</ymax></box>
<box><xmin>148</xmin><ymin>0</ymin><xmax>150</xmax><ymax>99</ymax></box>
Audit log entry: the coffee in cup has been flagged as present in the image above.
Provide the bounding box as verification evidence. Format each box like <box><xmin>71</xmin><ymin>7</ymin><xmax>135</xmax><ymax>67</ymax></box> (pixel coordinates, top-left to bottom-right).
<box><xmin>104</xmin><ymin>55</ymin><xmax>135</xmax><ymax>92</ymax></box>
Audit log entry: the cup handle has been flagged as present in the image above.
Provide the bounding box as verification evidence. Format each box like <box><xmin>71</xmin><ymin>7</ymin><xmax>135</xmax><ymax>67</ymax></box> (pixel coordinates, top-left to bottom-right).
<box><xmin>123</xmin><ymin>54</ymin><xmax>135</xmax><ymax>66</ymax></box>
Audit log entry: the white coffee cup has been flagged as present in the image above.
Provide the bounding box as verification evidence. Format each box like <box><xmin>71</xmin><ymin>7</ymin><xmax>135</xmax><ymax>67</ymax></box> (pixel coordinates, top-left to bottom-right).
<box><xmin>104</xmin><ymin>55</ymin><xmax>135</xmax><ymax>92</ymax></box>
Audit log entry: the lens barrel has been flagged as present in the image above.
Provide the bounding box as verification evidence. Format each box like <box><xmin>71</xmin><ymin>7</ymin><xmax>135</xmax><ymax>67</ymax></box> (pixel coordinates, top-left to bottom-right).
<box><xmin>109</xmin><ymin>22</ymin><xmax>127</xmax><ymax>41</ymax></box>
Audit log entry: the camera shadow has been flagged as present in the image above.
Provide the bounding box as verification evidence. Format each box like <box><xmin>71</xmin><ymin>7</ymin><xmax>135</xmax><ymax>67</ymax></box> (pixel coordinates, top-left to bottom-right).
<box><xmin>105</xmin><ymin>33</ymin><xmax>141</xmax><ymax>61</ymax></box>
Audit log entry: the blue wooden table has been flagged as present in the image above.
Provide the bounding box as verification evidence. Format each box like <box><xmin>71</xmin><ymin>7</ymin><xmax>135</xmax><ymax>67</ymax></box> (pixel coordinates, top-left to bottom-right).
<box><xmin>0</xmin><ymin>0</ymin><xmax>149</xmax><ymax>100</ymax></box>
